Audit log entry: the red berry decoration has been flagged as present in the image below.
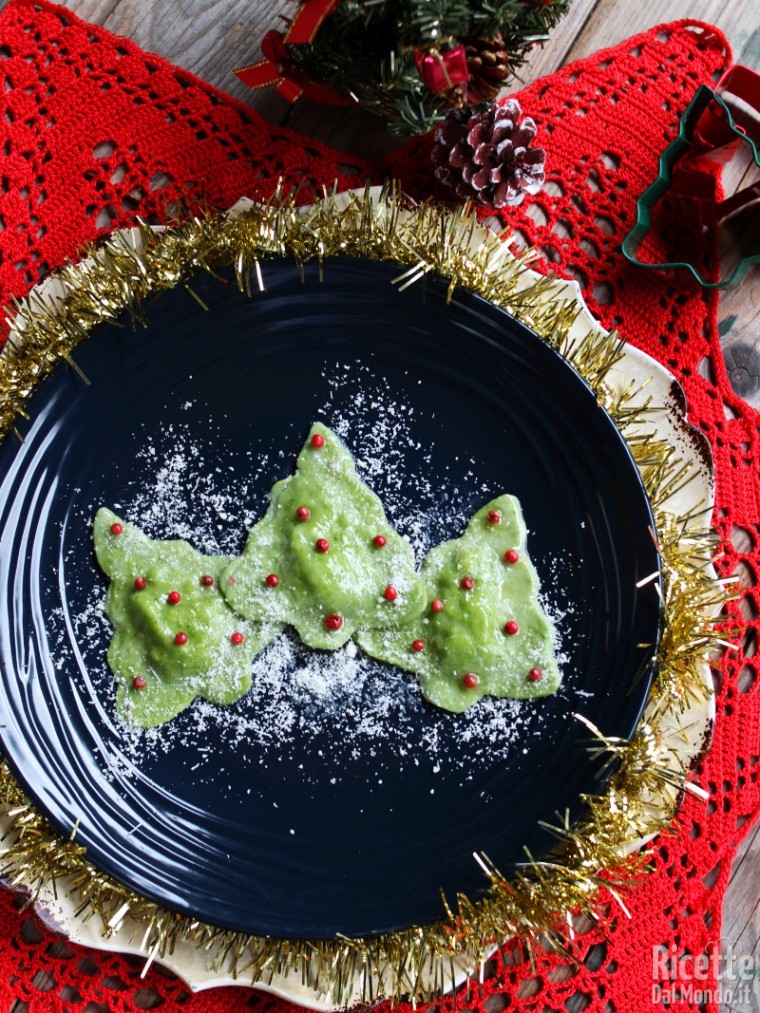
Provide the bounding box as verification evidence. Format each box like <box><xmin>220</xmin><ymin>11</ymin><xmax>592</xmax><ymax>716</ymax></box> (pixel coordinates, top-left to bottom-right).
<box><xmin>174</xmin><ymin>632</ymin><xmax>188</xmax><ymax>646</ymax></box>
<box><xmin>462</xmin><ymin>673</ymin><xmax>479</xmax><ymax>689</ymax></box>
<box><xmin>311</xmin><ymin>433</ymin><xmax>325</xmax><ymax>448</ymax></box>
<box><xmin>133</xmin><ymin>675</ymin><xmax>147</xmax><ymax>690</ymax></box>
<box><xmin>504</xmin><ymin>549</ymin><xmax>519</xmax><ymax>564</ymax></box>
<box><xmin>373</xmin><ymin>535</ymin><xmax>387</xmax><ymax>548</ymax></box>
<box><xmin>265</xmin><ymin>573</ymin><xmax>280</xmax><ymax>588</ymax></box>
<box><xmin>384</xmin><ymin>585</ymin><xmax>398</xmax><ymax>601</ymax></box>
<box><xmin>110</xmin><ymin>522</ymin><xmax>123</xmax><ymax>536</ymax></box>
<box><xmin>228</xmin><ymin>577</ymin><xmax>236</xmax><ymax>585</ymax></box>
<box><xmin>324</xmin><ymin>613</ymin><xmax>343</xmax><ymax>631</ymax></box>
<box><xmin>487</xmin><ymin>510</ymin><xmax>502</xmax><ymax>524</ymax></box>
<box><xmin>528</xmin><ymin>667</ymin><xmax>542</xmax><ymax>682</ymax></box>
<box><xmin>431</xmin><ymin>599</ymin><xmax>444</xmax><ymax>612</ymax></box>
<box><xmin>295</xmin><ymin>506</ymin><xmax>311</xmax><ymax>521</ymax></box>
<box><xmin>134</xmin><ymin>576</ymin><xmax>147</xmax><ymax>591</ymax></box>
<box><xmin>460</xmin><ymin>576</ymin><xmax>475</xmax><ymax>591</ymax></box>
<box><xmin>167</xmin><ymin>591</ymin><xmax>181</xmax><ymax>605</ymax></box>
<box><xmin>504</xmin><ymin>620</ymin><xmax>520</xmax><ymax>636</ymax></box>
<box><xmin>315</xmin><ymin>538</ymin><xmax>330</xmax><ymax>553</ymax></box>
<box><xmin>200</xmin><ymin>574</ymin><xmax>214</xmax><ymax>587</ymax></box>
<box><xmin>411</xmin><ymin>639</ymin><xmax>425</xmax><ymax>653</ymax></box>
<box><xmin>230</xmin><ymin>632</ymin><xmax>245</xmax><ymax>645</ymax></box>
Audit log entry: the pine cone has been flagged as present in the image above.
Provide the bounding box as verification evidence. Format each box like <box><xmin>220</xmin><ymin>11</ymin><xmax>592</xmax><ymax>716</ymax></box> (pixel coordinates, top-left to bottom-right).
<box><xmin>462</xmin><ymin>34</ymin><xmax>510</xmax><ymax>105</ymax></box>
<box><xmin>431</xmin><ymin>100</ymin><xmax>546</xmax><ymax>208</ymax></box>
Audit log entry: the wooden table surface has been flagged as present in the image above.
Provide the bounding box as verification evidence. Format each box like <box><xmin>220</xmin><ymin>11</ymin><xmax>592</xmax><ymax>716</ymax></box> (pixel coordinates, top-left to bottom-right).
<box><xmin>2</xmin><ymin>0</ymin><xmax>758</xmax><ymax>1010</ymax></box>
<box><xmin>36</xmin><ymin>0</ymin><xmax>758</xmax><ymax>411</ymax></box>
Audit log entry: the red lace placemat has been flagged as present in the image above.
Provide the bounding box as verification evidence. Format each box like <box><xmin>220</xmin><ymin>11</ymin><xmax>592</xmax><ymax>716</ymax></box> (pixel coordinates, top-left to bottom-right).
<box><xmin>0</xmin><ymin>3</ymin><xmax>757</xmax><ymax>1011</ymax></box>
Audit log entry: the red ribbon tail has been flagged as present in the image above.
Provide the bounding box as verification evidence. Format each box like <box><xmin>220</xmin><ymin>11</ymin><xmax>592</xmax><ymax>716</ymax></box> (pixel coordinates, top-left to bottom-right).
<box><xmin>235</xmin><ymin>31</ymin><xmax>301</xmax><ymax>100</ymax></box>
<box><xmin>276</xmin><ymin>78</ymin><xmax>305</xmax><ymax>102</ymax></box>
<box><xmin>285</xmin><ymin>0</ymin><xmax>342</xmax><ymax>44</ymax></box>
<box><xmin>235</xmin><ymin>6</ymin><xmax>351</xmax><ymax>105</ymax></box>
<box><xmin>234</xmin><ymin>58</ymin><xmax>282</xmax><ymax>91</ymax></box>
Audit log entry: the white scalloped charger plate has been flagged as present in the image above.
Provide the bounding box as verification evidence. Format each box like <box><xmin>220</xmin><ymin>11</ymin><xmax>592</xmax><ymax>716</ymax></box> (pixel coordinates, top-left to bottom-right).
<box><xmin>0</xmin><ymin>193</ymin><xmax>717</xmax><ymax>1008</ymax></box>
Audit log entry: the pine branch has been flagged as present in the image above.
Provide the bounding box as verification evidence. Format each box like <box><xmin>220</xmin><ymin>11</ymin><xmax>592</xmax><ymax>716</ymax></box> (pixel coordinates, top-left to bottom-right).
<box><xmin>290</xmin><ymin>0</ymin><xmax>572</xmax><ymax>135</ymax></box>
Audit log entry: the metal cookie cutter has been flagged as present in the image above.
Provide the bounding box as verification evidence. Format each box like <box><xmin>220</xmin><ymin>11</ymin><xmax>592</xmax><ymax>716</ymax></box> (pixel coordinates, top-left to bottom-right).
<box><xmin>622</xmin><ymin>64</ymin><xmax>760</xmax><ymax>288</ymax></box>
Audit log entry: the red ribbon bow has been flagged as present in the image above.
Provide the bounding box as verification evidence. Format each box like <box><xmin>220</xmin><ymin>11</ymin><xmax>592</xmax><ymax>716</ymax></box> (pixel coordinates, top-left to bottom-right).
<box><xmin>235</xmin><ymin>0</ymin><xmax>351</xmax><ymax>105</ymax></box>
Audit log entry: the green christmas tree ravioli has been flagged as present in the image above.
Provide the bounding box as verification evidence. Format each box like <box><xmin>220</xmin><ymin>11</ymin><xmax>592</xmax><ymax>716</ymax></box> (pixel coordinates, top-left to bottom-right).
<box><xmin>94</xmin><ymin>428</ymin><xmax>562</xmax><ymax>726</ymax></box>
<box><xmin>93</xmin><ymin>509</ymin><xmax>281</xmax><ymax>727</ymax></box>
<box><xmin>222</xmin><ymin>424</ymin><xmax>426</xmax><ymax>648</ymax></box>
<box><xmin>357</xmin><ymin>496</ymin><xmax>560</xmax><ymax>713</ymax></box>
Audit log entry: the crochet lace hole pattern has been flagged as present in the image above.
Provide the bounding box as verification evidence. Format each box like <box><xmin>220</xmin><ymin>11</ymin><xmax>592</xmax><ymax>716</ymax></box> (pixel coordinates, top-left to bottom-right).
<box><xmin>0</xmin><ymin>3</ymin><xmax>757</xmax><ymax>1011</ymax></box>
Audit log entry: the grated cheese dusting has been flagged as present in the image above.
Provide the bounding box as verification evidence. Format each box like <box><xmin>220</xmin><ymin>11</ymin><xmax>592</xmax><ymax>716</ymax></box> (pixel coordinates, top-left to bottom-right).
<box><xmin>52</xmin><ymin>361</ymin><xmax>573</xmax><ymax>787</ymax></box>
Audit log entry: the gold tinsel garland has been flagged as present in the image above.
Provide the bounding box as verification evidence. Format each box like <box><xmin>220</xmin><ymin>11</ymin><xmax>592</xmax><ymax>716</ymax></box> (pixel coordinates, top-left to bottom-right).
<box><xmin>0</xmin><ymin>187</ymin><xmax>728</xmax><ymax>1005</ymax></box>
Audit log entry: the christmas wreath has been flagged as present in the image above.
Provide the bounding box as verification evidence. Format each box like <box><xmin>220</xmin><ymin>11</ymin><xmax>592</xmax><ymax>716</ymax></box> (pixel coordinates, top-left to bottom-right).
<box><xmin>236</xmin><ymin>0</ymin><xmax>571</xmax><ymax>134</ymax></box>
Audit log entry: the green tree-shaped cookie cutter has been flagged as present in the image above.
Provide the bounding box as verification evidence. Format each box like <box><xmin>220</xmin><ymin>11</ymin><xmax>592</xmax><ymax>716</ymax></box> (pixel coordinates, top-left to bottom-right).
<box><xmin>622</xmin><ymin>65</ymin><xmax>760</xmax><ymax>288</ymax></box>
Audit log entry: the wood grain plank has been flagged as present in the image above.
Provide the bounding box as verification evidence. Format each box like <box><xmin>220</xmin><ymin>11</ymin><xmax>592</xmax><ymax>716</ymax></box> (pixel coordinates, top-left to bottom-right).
<box><xmin>500</xmin><ymin>0</ymin><xmax>600</xmax><ymax>88</ymax></box>
<box><xmin>722</xmin><ymin>820</ymin><xmax>760</xmax><ymax>944</ymax></box>
<box><xmin>720</xmin><ymin>274</ymin><xmax>760</xmax><ymax>408</ymax></box>
<box><xmin>719</xmin><ymin>819</ymin><xmax>760</xmax><ymax>1013</ymax></box>
<box><xmin>51</xmin><ymin>0</ymin><xmax>121</xmax><ymax>24</ymax></box>
<box><xmin>525</xmin><ymin>0</ymin><xmax>737</xmax><ymax>74</ymax></box>
<box><xmin>714</xmin><ymin>135</ymin><xmax>760</xmax><ymax>407</ymax></box>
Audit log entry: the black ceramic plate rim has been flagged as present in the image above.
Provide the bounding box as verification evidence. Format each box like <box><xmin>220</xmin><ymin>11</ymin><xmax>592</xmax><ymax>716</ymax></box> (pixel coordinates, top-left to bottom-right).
<box><xmin>0</xmin><ymin>255</ymin><xmax>662</xmax><ymax>940</ymax></box>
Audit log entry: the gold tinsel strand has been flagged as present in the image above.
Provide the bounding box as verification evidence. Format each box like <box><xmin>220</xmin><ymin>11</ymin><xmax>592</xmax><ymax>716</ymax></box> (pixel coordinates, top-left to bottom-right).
<box><xmin>0</xmin><ymin>186</ymin><xmax>730</xmax><ymax>1005</ymax></box>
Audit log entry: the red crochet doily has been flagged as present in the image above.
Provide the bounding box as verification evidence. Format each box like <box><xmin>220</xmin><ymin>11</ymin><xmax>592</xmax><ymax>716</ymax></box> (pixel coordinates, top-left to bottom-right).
<box><xmin>0</xmin><ymin>3</ymin><xmax>757</xmax><ymax>1011</ymax></box>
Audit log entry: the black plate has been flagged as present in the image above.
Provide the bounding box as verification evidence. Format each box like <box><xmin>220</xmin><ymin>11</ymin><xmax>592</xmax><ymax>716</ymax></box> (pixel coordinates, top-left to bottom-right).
<box><xmin>0</xmin><ymin>258</ymin><xmax>661</xmax><ymax>939</ymax></box>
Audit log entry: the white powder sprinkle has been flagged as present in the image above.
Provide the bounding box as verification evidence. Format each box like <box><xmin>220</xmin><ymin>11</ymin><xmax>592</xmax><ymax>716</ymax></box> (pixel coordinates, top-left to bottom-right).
<box><xmin>51</xmin><ymin>361</ymin><xmax>571</xmax><ymax>788</ymax></box>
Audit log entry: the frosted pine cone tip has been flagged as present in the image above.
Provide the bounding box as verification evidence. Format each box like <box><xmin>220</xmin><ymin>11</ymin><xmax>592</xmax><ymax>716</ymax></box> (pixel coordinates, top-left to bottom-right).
<box><xmin>432</xmin><ymin>100</ymin><xmax>546</xmax><ymax>208</ymax></box>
